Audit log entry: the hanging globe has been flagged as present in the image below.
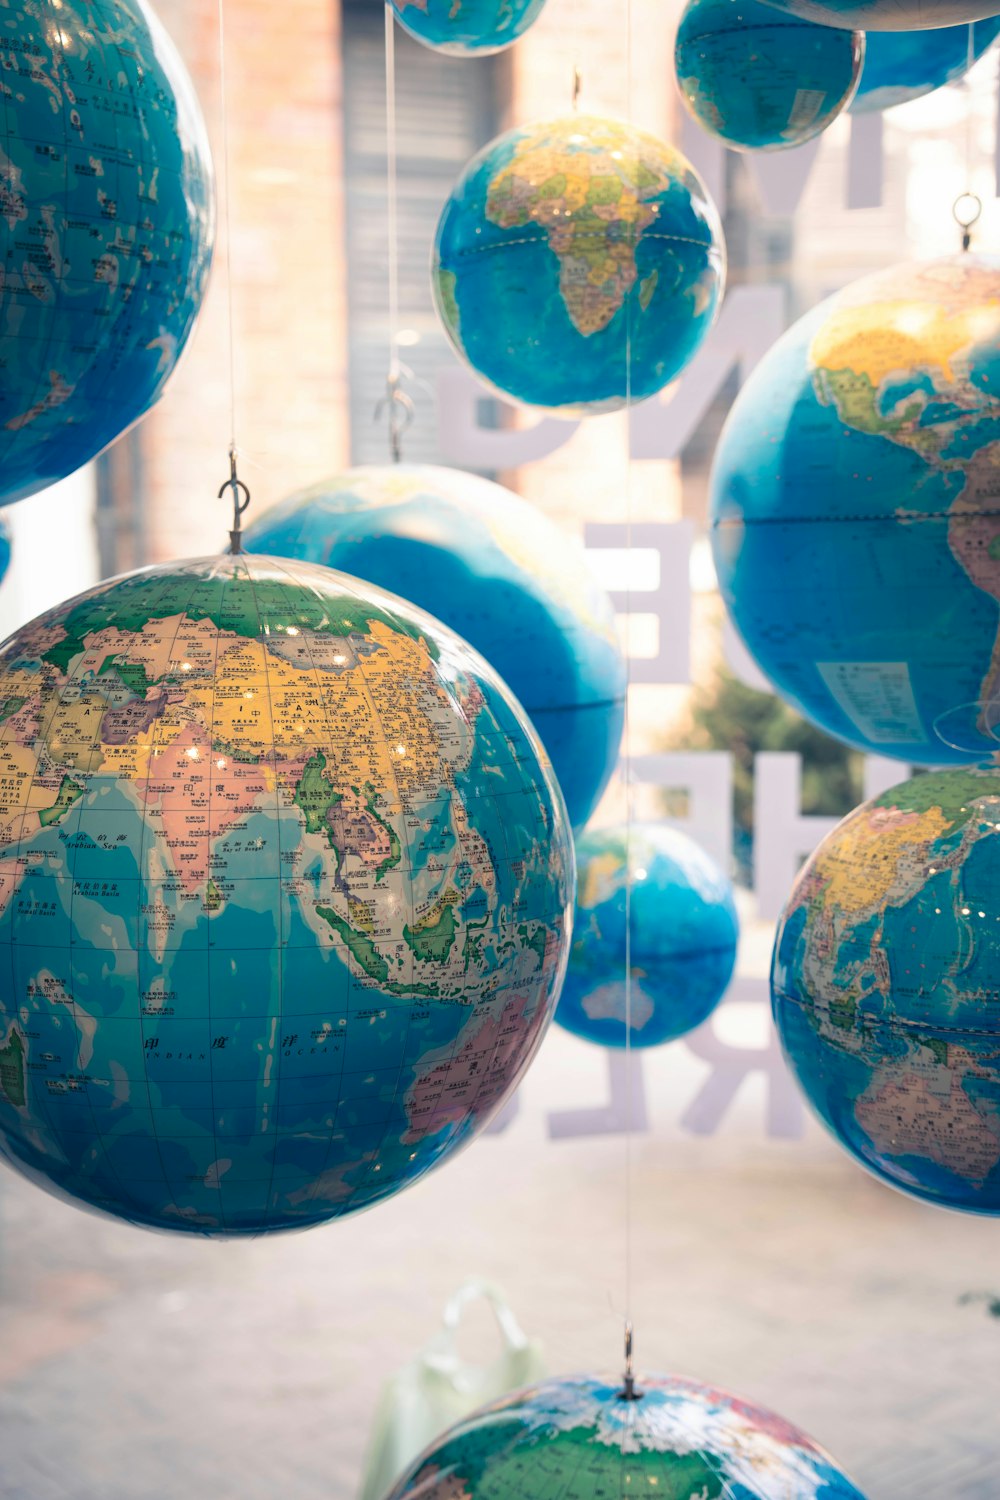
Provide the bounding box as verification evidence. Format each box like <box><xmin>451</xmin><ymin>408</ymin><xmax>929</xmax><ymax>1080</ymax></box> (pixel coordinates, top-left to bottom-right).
<box><xmin>243</xmin><ymin>465</ymin><xmax>625</xmax><ymax>832</ymax></box>
<box><xmin>675</xmin><ymin>0</ymin><xmax>864</xmax><ymax>151</ymax></box>
<box><xmin>385</xmin><ymin>1373</ymin><xmax>866</xmax><ymax>1498</ymax></box>
<box><xmin>774</xmin><ymin>767</ymin><xmax>1000</xmax><ymax>1214</ymax></box>
<box><xmin>0</xmin><ymin>0</ymin><xmax>214</xmax><ymax>507</ymax></box>
<box><xmin>433</xmin><ymin>115</ymin><xmax>726</xmax><ymax>416</ymax></box>
<box><xmin>390</xmin><ymin>0</ymin><xmax>547</xmax><ymax>53</ymax></box>
<box><xmin>711</xmin><ymin>253</ymin><xmax>1000</xmax><ymax>766</ymax></box>
<box><xmin>851</xmin><ymin>14</ymin><xmax>1000</xmax><ymax>111</ymax></box>
<box><xmin>555</xmin><ymin>823</ymin><xmax>738</xmax><ymax>1048</ymax></box>
<box><xmin>0</xmin><ymin>554</ymin><xmax>573</xmax><ymax>1235</ymax></box>
<box><xmin>754</xmin><ymin>0</ymin><xmax>998</xmax><ymax>29</ymax></box>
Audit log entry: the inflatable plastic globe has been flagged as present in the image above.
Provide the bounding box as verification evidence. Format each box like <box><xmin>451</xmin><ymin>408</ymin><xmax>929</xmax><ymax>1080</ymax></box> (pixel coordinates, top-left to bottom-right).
<box><xmin>433</xmin><ymin>115</ymin><xmax>726</xmax><ymax>415</ymax></box>
<box><xmin>759</xmin><ymin>0</ymin><xmax>999</xmax><ymax>29</ymax></box>
<box><xmin>711</xmin><ymin>254</ymin><xmax>1000</xmax><ymax>766</ymax></box>
<box><xmin>386</xmin><ymin>1373</ymin><xmax>866</xmax><ymax>1499</ymax></box>
<box><xmin>243</xmin><ymin>465</ymin><xmax>625</xmax><ymax>832</ymax></box>
<box><xmin>0</xmin><ymin>554</ymin><xmax>573</xmax><ymax>1235</ymax></box>
<box><xmin>851</xmin><ymin>14</ymin><xmax>1000</xmax><ymax>110</ymax></box>
<box><xmin>555</xmin><ymin>823</ymin><xmax>738</xmax><ymax>1048</ymax></box>
<box><xmin>676</xmin><ymin>0</ymin><xmax>864</xmax><ymax>151</ymax></box>
<box><xmin>390</xmin><ymin>0</ymin><xmax>547</xmax><ymax>53</ymax></box>
<box><xmin>774</xmin><ymin>768</ymin><xmax>1000</xmax><ymax>1213</ymax></box>
<box><xmin>0</xmin><ymin>0</ymin><xmax>214</xmax><ymax>507</ymax></box>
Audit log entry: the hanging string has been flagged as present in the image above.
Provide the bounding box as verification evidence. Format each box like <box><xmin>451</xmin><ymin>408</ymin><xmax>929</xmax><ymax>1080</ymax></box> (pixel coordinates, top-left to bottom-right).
<box><xmin>215</xmin><ymin>0</ymin><xmax>249</xmax><ymax>550</ymax></box>
<box><xmin>376</xmin><ymin>2</ymin><xmax>413</xmax><ymax>462</ymax></box>
<box><xmin>954</xmin><ymin>21</ymin><xmax>982</xmax><ymax>251</ymax></box>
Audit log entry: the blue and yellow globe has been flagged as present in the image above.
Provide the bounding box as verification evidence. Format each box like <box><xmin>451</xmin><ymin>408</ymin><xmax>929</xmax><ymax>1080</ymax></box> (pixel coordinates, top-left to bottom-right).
<box><xmin>774</xmin><ymin>768</ymin><xmax>1000</xmax><ymax>1214</ymax></box>
<box><xmin>390</xmin><ymin>0</ymin><xmax>547</xmax><ymax>53</ymax></box>
<box><xmin>555</xmin><ymin>823</ymin><xmax>738</xmax><ymax>1048</ymax></box>
<box><xmin>758</xmin><ymin>0</ymin><xmax>998</xmax><ymax>30</ymax></box>
<box><xmin>243</xmin><ymin>465</ymin><xmax>625</xmax><ymax>832</ymax></box>
<box><xmin>433</xmin><ymin>115</ymin><xmax>726</xmax><ymax>415</ymax></box>
<box><xmin>387</xmin><ymin>1373</ymin><xmax>866</xmax><ymax>1500</ymax></box>
<box><xmin>0</xmin><ymin>0</ymin><xmax>215</xmax><ymax>506</ymax></box>
<box><xmin>851</xmin><ymin>14</ymin><xmax>1000</xmax><ymax>110</ymax></box>
<box><xmin>0</xmin><ymin>554</ymin><xmax>574</xmax><ymax>1235</ymax></box>
<box><xmin>711</xmin><ymin>254</ymin><xmax>1000</xmax><ymax>765</ymax></box>
<box><xmin>676</xmin><ymin>0</ymin><xmax>864</xmax><ymax>151</ymax></box>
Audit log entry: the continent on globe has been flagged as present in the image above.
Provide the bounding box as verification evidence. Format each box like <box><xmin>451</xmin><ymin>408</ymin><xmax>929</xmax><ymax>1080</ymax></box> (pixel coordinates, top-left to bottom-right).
<box><xmin>242</xmin><ymin>464</ymin><xmax>626</xmax><ymax>831</ymax></box>
<box><xmin>385</xmin><ymin>1373</ymin><xmax>866</xmax><ymax>1499</ymax></box>
<box><xmin>773</xmin><ymin>767</ymin><xmax>1000</xmax><ymax>1213</ymax></box>
<box><xmin>555</xmin><ymin>823</ymin><xmax>739</xmax><ymax>1048</ymax></box>
<box><xmin>0</xmin><ymin>0</ymin><xmax>215</xmax><ymax>506</ymax></box>
<box><xmin>0</xmin><ymin>555</ymin><xmax>574</xmax><ymax>1235</ymax></box>
<box><xmin>757</xmin><ymin>0</ymin><xmax>1000</xmax><ymax>30</ymax></box>
<box><xmin>711</xmin><ymin>253</ymin><xmax>1000</xmax><ymax>765</ymax></box>
<box><xmin>851</xmin><ymin>14</ymin><xmax>1000</xmax><ymax>110</ymax></box>
<box><xmin>433</xmin><ymin>114</ymin><xmax>726</xmax><ymax>414</ymax></box>
<box><xmin>675</xmin><ymin>0</ymin><xmax>864</xmax><ymax>151</ymax></box>
<box><xmin>390</xmin><ymin>0</ymin><xmax>547</xmax><ymax>53</ymax></box>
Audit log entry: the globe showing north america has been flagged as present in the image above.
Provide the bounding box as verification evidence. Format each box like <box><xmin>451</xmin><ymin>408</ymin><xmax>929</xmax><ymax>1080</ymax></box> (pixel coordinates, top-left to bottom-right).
<box><xmin>773</xmin><ymin>769</ymin><xmax>1000</xmax><ymax>1214</ymax></box>
<box><xmin>0</xmin><ymin>0</ymin><xmax>215</xmax><ymax>506</ymax></box>
<box><xmin>0</xmin><ymin>555</ymin><xmax>573</xmax><ymax>1235</ymax></box>
<box><xmin>711</xmin><ymin>254</ymin><xmax>1000</xmax><ymax>765</ymax></box>
<box><xmin>386</xmin><ymin>1374</ymin><xmax>866</xmax><ymax>1499</ymax></box>
<box><xmin>433</xmin><ymin>114</ymin><xmax>725</xmax><ymax>415</ymax></box>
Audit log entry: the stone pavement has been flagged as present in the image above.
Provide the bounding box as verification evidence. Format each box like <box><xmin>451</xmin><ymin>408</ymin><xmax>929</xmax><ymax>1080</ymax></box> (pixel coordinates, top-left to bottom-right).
<box><xmin>2</xmin><ymin>1032</ymin><xmax>1000</xmax><ymax>1499</ymax></box>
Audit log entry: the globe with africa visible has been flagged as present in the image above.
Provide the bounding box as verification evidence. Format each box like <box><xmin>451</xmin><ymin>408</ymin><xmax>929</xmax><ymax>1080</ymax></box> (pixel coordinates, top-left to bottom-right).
<box><xmin>711</xmin><ymin>254</ymin><xmax>1000</xmax><ymax>765</ymax></box>
<box><xmin>0</xmin><ymin>555</ymin><xmax>573</xmax><ymax>1235</ymax></box>
<box><xmin>433</xmin><ymin>114</ymin><xmax>725</xmax><ymax>415</ymax></box>
<box><xmin>386</xmin><ymin>1374</ymin><xmax>866</xmax><ymax>1499</ymax></box>
<box><xmin>773</xmin><ymin>768</ymin><xmax>1000</xmax><ymax>1214</ymax></box>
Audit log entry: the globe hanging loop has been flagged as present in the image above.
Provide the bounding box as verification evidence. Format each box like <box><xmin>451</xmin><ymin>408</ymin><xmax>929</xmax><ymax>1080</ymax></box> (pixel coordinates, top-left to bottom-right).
<box><xmin>953</xmin><ymin>190</ymin><xmax>982</xmax><ymax>251</ymax></box>
<box><xmin>218</xmin><ymin>445</ymin><xmax>251</xmax><ymax>554</ymax></box>
<box><xmin>375</xmin><ymin>371</ymin><xmax>415</xmax><ymax>463</ymax></box>
<box><xmin>618</xmin><ymin>1320</ymin><xmax>643</xmax><ymax>1402</ymax></box>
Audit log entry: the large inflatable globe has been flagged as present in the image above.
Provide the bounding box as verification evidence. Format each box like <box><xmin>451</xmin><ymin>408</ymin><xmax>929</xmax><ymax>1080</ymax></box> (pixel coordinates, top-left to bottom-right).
<box><xmin>711</xmin><ymin>254</ymin><xmax>1000</xmax><ymax>765</ymax></box>
<box><xmin>676</xmin><ymin>0</ymin><xmax>864</xmax><ymax>151</ymax></box>
<box><xmin>390</xmin><ymin>0</ymin><xmax>547</xmax><ymax>52</ymax></box>
<box><xmin>0</xmin><ymin>555</ymin><xmax>573</xmax><ymax>1235</ymax></box>
<box><xmin>386</xmin><ymin>1373</ymin><xmax>866</xmax><ymax>1499</ymax></box>
<box><xmin>243</xmin><ymin>465</ymin><xmax>625</xmax><ymax>832</ymax></box>
<box><xmin>774</xmin><ymin>768</ymin><xmax>1000</xmax><ymax>1214</ymax></box>
<box><xmin>555</xmin><ymin>823</ymin><xmax>739</xmax><ymax>1048</ymax></box>
<box><xmin>852</xmin><ymin>14</ymin><xmax>1000</xmax><ymax>110</ymax></box>
<box><xmin>759</xmin><ymin>0</ymin><xmax>999</xmax><ymax>30</ymax></box>
<box><xmin>0</xmin><ymin>0</ymin><xmax>215</xmax><ymax>506</ymax></box>
<box><xmin>433</xmin><ymin>115</ymin><xmax>726</xmax><ymax>415</ymax></box>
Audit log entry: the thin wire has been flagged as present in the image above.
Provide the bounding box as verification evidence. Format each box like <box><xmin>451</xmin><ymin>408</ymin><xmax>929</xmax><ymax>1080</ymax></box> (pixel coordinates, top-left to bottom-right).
<box><xmin>216</xmin><ymin>0</ymin><xmax>238</xmax><ymax>459</ymax></box>
<box><xmin>385</xmin><ymin>2</ymin><xmax>400</xmax><ymax>390</ymax></box>
<box><xmin>965</xmin><ymin>21</ymin><xmax>975</xmax><ymax>190</ymax></box>
<box><xmin>622</xmin><ymin>0</ymin><xmax>635</xmax><ymax>1393</ymax></box>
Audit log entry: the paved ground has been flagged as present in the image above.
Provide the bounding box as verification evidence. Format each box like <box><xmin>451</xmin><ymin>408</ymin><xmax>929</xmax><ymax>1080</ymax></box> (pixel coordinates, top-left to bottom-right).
<box><xmin>2</xmin><ymin>1026</ymin><xmax>1000</xmax><ymax>1499</ymax></box>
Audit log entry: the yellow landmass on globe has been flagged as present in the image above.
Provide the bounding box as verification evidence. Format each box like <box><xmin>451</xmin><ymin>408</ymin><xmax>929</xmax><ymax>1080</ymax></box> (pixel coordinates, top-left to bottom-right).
<box><xmin>810</xmin><ymin>299</ymin><xmax>1000</xmax><ymax>388</ymax></box>
<box><xmin>813</xmin><ymin>803</ymin><xmax>951</xmax><ymax>919</ymax></box>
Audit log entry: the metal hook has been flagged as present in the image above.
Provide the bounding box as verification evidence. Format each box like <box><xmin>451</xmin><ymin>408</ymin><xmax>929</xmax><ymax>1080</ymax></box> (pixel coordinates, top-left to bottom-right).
<box><xmin>572</xmin><ymin>65</ymin><xmax>582</xmax><ymax>110</ymax></box>
<box><xmin>618</xmin><ymin>1320</ymin><xmax>642</xmax><ymax>1402</ymax></box>
<box><xmin>218</xmin><ymin>446</ymin><xmax>251</xmax><ymax>555</ymax></box>
<box><xmin>374</xmin><ymin>371</ymin><xmax>415</xmax><ymax>464</ymax></box>
<box><xmin>953</xmin><ymin>191</ymin><xmax>982</xmax><ymax>252</ymax></box>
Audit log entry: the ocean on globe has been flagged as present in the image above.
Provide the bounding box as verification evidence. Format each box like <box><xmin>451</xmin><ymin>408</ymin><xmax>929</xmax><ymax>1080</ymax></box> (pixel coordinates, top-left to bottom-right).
<box><xmin>675</xmin><ymin>0</ymin><xmax>864</xmax><ymax>151</ymax></box>
<box><xmin>711</xmin><ymin>254</ymin><xmax>1000</xmax><ymax>766</ymax></box>
<box><xmin>433</xmin><ymin>114</ymin><xmax>726</xmax><ymax>415</ymax></box>
<box><xmin>758</xmin><ymin>0</ymin><xmax>998</xmax><ymax>29</ymax></box>
<box><xmin>0</xmin><ymin>518</ymin><xmax>10</xmax><ymax>589</ymax></box>
<box><xmin>0</xmin><ymin>0</ymin><xmax>215</xmax><ymax>507</ymax></box>
<box><xmin>390</xmin><ymin>0</ymin><xmax>547</xmax><ymax>53</ymax></box>
<box><xmin>851</xmin><ymin>14</ymin><xmax>1000</xmax><ymax>111</ymax></box>
<box><xmin>0</xmin><ymin>554</ymin><xmax>574</xmax><ymax>1235</ymax></box>
<box><xmin>243</xmin><ymin>465</ymin><xmax>625</xmax><ymax>832</ymax></box>
<box><xmin>385</xmin><ymin>1373</ymin><xmax>866</xmax><ymax>1499</ymax></box>
<box><xmin>555</xmin><ymin>823</ymin><xmax>739</xmax><ymax>1048</ymax></box>
<box><xmin>773</xmin><ymin>768</ymin><xmax>1000</xmax><ymax>1214</ymax></box>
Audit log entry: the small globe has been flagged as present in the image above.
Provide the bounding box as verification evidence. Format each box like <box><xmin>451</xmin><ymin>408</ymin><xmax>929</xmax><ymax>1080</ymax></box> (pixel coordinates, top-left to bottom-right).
<box><xmin>555</xmin><ymin>823</ymin><xmax>739</xmax><ymax>1048</ymax></box>
<box><xmin>390</xmin><ymin>0</ymin><xmax>547</xmax><ymax>53</ymax></box>
<box><xmin>758</xmin><ymin>0</ymin><xmax>999</xmax><ymax>30</ymax></box>
<box><xmin>773</xmin><ymin>768</ymin><xmax>1000</xmax><ymax>1214</ymax></box>
<box><xmin>433</xmin><ymin>114</ymin><xmax>726</xmax><ymax>415</ymax></box>
<box><xmin>386</xmin><ymin>1373</ymin><xmax>866</xmax><ymax>1499</ymax></box>
<box><xmin>851</xmin><ymin>14</ymin><xmax>1000</xmax><ymax>111</ymax></box>
<box><xmin>711</xmin><ymin>253</ymin><xmax>1000</xmax><ymax>765</ymax></box>
<box><xmin>0</xmin><ymin>554</ymin><xmax>573</xmax><ymax>1235</ymax></box>
<box><xmin>676</xmin><ymin>0</ymin><xmax>864</xmax><ymax>151</ymax></box>
<box><xmin>0</xmin><ymin>0</ymin><xmax>215</xmax><ymax>506</ymax></box>
<box><xmin>243</xmin><ymin>465</ymin><xmax>625</xmax><ymax>832</ymax></box>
